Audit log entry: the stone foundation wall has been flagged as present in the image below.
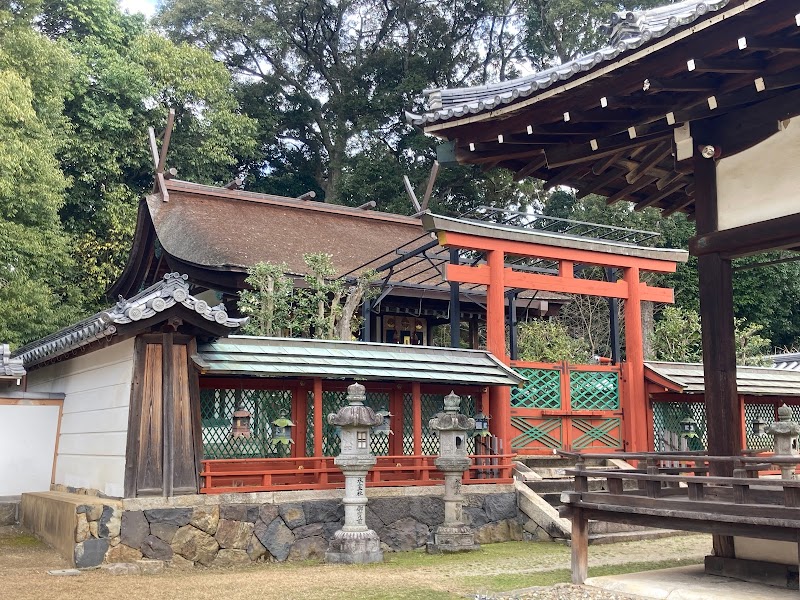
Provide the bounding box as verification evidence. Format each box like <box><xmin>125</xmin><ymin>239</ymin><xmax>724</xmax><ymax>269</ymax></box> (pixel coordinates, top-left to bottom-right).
<box><xmin>107</xmin><ymin>485</ymin><xmax>521</xmax><ymax>567</ymax></box>
<box><xmin>21</xmin><ymin>490</ymin><xmax>122</xmax><ymax>568</ymax></box>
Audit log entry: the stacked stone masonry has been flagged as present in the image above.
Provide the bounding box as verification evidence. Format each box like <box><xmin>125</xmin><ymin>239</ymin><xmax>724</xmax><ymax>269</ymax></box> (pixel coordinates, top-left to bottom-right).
<box><xmin>105</xmin><ymin>492</ymin><xmax>521</xmax><ymax>566</ymax></box>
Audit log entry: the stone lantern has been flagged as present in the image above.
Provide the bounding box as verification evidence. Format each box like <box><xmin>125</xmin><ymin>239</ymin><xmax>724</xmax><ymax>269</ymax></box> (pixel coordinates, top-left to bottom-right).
<box><xmin>427</xmin><ymin>391</ymin><xmax>479</xmax><ymax>553</ymax></box>
<box><xmin>325</xmin><ymin>382</ymin><xmax>384</xmax><ymax>564</ymax></box>
<box><xmin>767</xmin><ymin>404</ymin><xmax>800</xmax><ymax>480</ymax></box>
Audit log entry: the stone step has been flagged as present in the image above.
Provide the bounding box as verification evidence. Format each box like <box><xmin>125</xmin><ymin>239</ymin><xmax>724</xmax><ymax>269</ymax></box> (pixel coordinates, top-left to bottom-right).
<box><xmin>518</xmin><ymin>456</ymin><xmax>607</xmax><ymax>469</ymax></box>
<box><xmin>526</xmin><ymin>478</ymin><xmax>607</xmax><ymax>494</ymax></box>
<box><xmin>588</xmin><ymin>520</ymin><xmax>652</xmax><ymax>535</ymax></box>
<box><xmin>586</xmin><ymin>528</ymin><xmax>691</xmax><ymax>545</ymax></box>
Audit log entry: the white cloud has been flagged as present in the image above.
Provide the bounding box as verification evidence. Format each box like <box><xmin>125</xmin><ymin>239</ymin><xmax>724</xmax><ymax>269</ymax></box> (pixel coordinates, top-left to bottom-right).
<box><xmin>119</xmin><ymin>0</ymin><xmax>157</xmax><ymax>18</ymax></box>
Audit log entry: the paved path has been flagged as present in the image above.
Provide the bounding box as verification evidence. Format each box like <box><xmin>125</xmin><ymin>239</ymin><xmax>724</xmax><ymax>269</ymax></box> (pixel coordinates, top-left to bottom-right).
<box><xmin>586</xmin><ymin>565</ymin><xmax>797</xmax><ymax>600</ymax></box>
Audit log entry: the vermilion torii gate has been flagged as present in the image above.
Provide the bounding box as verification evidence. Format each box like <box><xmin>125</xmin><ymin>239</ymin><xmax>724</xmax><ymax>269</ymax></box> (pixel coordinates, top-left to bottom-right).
<box><xmin>422</xmin><ymin>213</ymin><xmax>687</xmax><ymax>453</ymax></box>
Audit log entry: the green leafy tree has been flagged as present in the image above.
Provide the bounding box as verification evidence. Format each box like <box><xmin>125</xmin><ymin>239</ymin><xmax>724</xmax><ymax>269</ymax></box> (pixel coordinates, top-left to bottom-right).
<box><xmin>239</xmin><ymin>254</ymin><xmax>376</xmax><ymax>341</ymax></box>
<box><xmin>239</xmin><ymin>262</ymin><xmax>294</xmax><ymax>337</ymax></box>
<box><xmin>517</xmin><ymin>319</ymin><xmax>591</xmax><ymax>363</ymax></box>
<box><xmin>652</xmin><ymin>307</ymin><xmax>772</xmax><ymax>366</ymax></box>
<box><xmin>0</xmin><ymin>48</ymin><xmax>80</xmax><ymax>346</ymax></box>
<box><xmin>652</xmin><ymin>306</ymin><xmax>702</xmax><ymax>363</ymax></box>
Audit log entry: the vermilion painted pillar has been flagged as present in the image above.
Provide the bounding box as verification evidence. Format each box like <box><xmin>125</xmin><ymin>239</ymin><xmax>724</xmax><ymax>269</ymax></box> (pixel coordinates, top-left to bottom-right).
<box><xmin>486</xmin><ymin>250</ymin><xmax>510</xmax><ymax>453</ymax></box>
<box><xmin>412</xmin><ymin>381</ymin><xmax>422</xmax><ymax>455</ymax></box>
<box><xmin>390</xmin><ymin>387</ymin><xmax>404</xmax><ymax>456</ymax></box>
<box><xmin>622</xmin><ymin>267</ymin><xmax>647</xmax><ymax>452</ymax></box>
<box><xmin>313</xmin><ymin>377</ymin><xmax>323</xmax><ymax>457</ymax></box>
<box><xmin>293</xmin><ymin>385</ymin><xmax>307</xmax><ymax>458</ymax></box>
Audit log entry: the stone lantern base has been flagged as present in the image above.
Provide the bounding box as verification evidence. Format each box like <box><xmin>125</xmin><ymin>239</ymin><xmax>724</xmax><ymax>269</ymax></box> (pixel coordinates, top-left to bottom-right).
<box><xmin>325</xmin><ymin>530</ymin><xmax>384</xmax><ymax>564</ymax></box>
<box><xmin>427</xmin><ymin>525</ymin><xmax>480</xmax><ymax>554</ymax></box>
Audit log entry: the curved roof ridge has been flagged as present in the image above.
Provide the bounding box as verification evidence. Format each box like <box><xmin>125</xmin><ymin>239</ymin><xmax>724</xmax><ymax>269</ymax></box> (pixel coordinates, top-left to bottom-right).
<box><xmin>408</xmin><ymin>0</ymin><xmax>730</xmax><ymax>127</ymax></box>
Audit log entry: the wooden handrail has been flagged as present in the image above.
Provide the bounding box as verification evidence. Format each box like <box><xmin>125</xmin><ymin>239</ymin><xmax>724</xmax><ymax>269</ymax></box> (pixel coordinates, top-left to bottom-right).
<box><xmin>559</xmin><ymin>450</ymin><xmax>800</xmax><ymax>465</ymax></box>
<box><xmin>564</xmin><ymin>469</ymin><xmax>800</xmax><ymax>487</ymax></box>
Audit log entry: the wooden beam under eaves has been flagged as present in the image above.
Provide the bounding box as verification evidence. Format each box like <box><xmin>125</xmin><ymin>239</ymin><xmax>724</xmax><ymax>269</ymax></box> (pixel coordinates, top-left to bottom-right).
<box><xmin>544</xmin><ymin>163</ymin><xmax>587</xmax><ymax>190</ymax></box>
<box><xmin>661</xmin><ymin>194</ymin><xmax>696</xmax><ymax>217</ymax></box>
<box><xmin>513</xmin><ymin>156</ymin><xmax>547</xmax><ymax>182</ymax></box>
<box><xmin>689</xmin><ymin>58</ymin><xmax>764</xmax><ymax>74</ymax></box>
<box><xmin>645</xmin><ymin>78</ymin><xmax>719</xmax><ymax>93</ymax></box>
<box><xmin>576</xmin><ymin>167</ymin><xmax>623</xmax><ymax>199</ymax></box>
<box><xmin>545</xmin><ymin>129</ymin><xmax>673</xmax><ymax>169</ymax></box>
<box><xmin>606</xmin><ymin>175</ymin><xmax>658</xmax><ymax>206</ymax></box>
<box><xmin>634</xmin><ymin>178</ymin><xmax>688</xmax><ymax>211</ymax></box>
<box><xmin>625</xmin><ymin>143</ymin><xmax>672</xmax><ymax>184</ymax></box>
<box><xmin>457</xmin><ymin>146</ymin><xmax>544</xmax><ymax>164</ymax></box>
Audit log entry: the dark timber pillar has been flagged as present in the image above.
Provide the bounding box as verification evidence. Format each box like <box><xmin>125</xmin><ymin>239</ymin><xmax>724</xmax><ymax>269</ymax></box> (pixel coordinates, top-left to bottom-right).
<box><xmin>694</xmin><ymin>148</ymin><xmax>739</xmax><ymax>559</ymax></box>
<box><xmin>361</xmin><ymin>298</ymin><xmax>372</xmax><ymax>342</ymax></box>
<box><xmin>507</xmin><ymin>291</ymin><xmax>518</xmax><ymax>361</ymax></box>
<box><xmin>449</xmin><ymin>249</ymin><xmax>461</xmax><ymax>348</ymax></box>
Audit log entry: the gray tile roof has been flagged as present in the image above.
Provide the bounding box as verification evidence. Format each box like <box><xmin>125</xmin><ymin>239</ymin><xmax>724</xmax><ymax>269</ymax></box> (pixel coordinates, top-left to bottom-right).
<box><xmin>407</xmin><ymin>0</ymin><xmax>730</xmax><ymax>127</ymax></box>
<box><xmin>14</xmin><ymin>273</ymin><xmax>248</xmax><ymax>367</ymax></box>
<box><xmin>193</xmin><ymin>336</ymin><xmax>526</xmax><ymax>386</ymax></box>
<box><xmin>645</xmin><ymin>361</ymin><xmax>800</xmax><ymax>396</ymax></box>
<box><xmin>1</xmin><ymin>344</ymin><xmax>25</xmax><ymax>380</ymax></box>
<box><xmin>772</xmin><ymin>353</ymin><xmax>800</xmax><ymax>371</ymax></box>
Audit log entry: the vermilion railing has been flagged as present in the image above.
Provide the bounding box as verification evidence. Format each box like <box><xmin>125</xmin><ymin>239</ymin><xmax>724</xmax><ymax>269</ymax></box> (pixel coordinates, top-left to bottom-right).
<box><xmin>200</xmin><ymin>454</ymin><xmax>514</xmax><ymax>494</ymax></box>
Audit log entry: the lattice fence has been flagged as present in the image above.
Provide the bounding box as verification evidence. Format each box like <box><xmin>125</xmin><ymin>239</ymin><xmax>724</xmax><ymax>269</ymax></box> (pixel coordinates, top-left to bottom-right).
<box><xmin>402</xmin><ymin>392</ymin><xmax>476</xmax><ymax>455</ymax></box>
<box><xmin>307</xmin><ymin>390</ymin><xmax>392</xmax><ymax>456</ymax></box>
<box><xmin>200</xmin><ymin>388</ymin><xmax>293</xmax><ymax>459</ymax></box>
<box><xmin>652</xmin><ymin>401</ymin><xmax>707</xmax><ymax>452</ymax></box>
<box><xmin>569</xmin><ymin>370</ymin><xmax>619</xmax><ymax>410</ymax></box>
<box><xmin>744</xmin><ymin>403</ymin><xmax>776</xmax><ymax>451</ymax></box>
<box><xmin>511</xmin><ymin>368</ymin><xmax>561</xmax><ymax>409</ymax></box>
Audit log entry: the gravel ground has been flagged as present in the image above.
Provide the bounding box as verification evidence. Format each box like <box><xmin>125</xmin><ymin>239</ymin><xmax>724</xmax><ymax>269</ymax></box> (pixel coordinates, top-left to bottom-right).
<box><xmin>481</xmin><ymin>583</ymin><xmax>644</xmax><ymax>599</ymax></box>
<box><xmin>0</xmin><ymin>525</ymin><xmax>706</xmax><ymax>600</ymax></box>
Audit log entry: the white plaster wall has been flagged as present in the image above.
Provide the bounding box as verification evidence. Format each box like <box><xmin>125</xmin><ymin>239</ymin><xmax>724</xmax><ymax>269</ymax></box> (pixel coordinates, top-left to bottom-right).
<box><xmin>0</xmin><ymin>404</ymin><xmax>60</xmax><ymax>496</ymax></box>
<box><xmin>717</xmin><ymin>121</ymin><xmax>800</xmax><ymax>231</ymax></box>
<box><xmin>733</xmin><ymin>536</ymin><xmax>797</xmax><ymax>566</ymax></box>
<box><xmin>26</xmin><ymin>339</ymin><xmax>135</xmax><ymax>498</ymax></box>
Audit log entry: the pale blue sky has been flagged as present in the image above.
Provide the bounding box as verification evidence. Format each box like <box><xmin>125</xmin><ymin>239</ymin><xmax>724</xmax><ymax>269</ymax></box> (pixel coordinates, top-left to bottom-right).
<box><xmin>119</xmin><ymin>0</ymin><xmax>157</xmax><ymax>18</ymax></box>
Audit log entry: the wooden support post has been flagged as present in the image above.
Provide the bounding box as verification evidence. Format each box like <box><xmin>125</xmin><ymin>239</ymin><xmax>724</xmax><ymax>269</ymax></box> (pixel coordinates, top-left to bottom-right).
<box><xmin>486</xmin><ymin>250</ymin><xmax>510</xmax><ymax>450</ymax></box>
<box><xmin>508</xmin><ymin>292</ymin><xmax>519</xmax><ymax>361</ymax></box>
<box><xmin>694</xmin><ymin>147</ymin><xmax>738</xmax><ymax>560</ymax></box>
<box><xmin>162</xmin><ymin>332</ymin><xmax>174</xmax><ymax>497</ymax></box>
<box><xmin>469</xmin><ymin>316</ymin><xmax>479</xmax><ymax>350</ymax></box>
<box><xmin>605</xmin><ymin>267</ymin><xmax>621</xmax><ymax>364</ymax></box>
<box><xmin>450</xmin><ymin>249</ymin><xmax>461</xmax><ymax>348</ymax></box>
<box><xmin>412</xmin><ymin>381</ymin><xmax>422</xmax><ymax>455</ymax></box>
<box><xmin>571</xmin><ymin>457</ymin><xmax>589</xmax><ymax>584</ymax></box>
<box><xmin>361</xmin><ymin>297</ymin><xmax>372</xmax><ymax>342</ymax></box>
<box><xmin>622</xmin><ymin>266</ymin><xmax>647</xmax><ymax>452</ymax></box>
<box><xmin>313</xmin><ymin>378</ymin><xmax>323</xmax><ymax>457</ymax></box>
<box><xmin>571</xmin><ymin>508</ymin><xmax>589</xmax><ymax>584</ymax></box>
<box><xmin>390</xmin><ymin>387</ymin><xmax>404</xmax><ymax>456</ymax></box>
<box><xmin>293</xmin><ymin>385</ymin><xmax>307</xmax><ymax>458</ymax></box>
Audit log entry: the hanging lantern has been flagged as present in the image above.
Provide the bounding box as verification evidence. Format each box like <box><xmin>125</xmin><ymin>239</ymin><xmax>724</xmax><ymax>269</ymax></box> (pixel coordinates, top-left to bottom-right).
<box><xmin>231</xmin><ymin>405</ymin><xmax>252</xmax><ymax>439</ymax></box>
<box><xmin>373</xmin><ymin>410</ymin><xmax>393</xmax><ymax>436</ymax></box>
<box><xmin>679</xmin><ymin>415</ymin><xmax>698</xmax><ymax>439</ymax></box>
<box><xmin>271</xmin><ymin>414</ymin><xmax>295</xmax><ymax>446</ymax></box>
<box><xmin>751</xmin><ymin>416</ymin><xmax>768</xmax><ymax>437</ymax></box>
<box><xmin>472</xmin><ymin>411</ymin><xmax>491</xmax><ymax>437</ymax></box>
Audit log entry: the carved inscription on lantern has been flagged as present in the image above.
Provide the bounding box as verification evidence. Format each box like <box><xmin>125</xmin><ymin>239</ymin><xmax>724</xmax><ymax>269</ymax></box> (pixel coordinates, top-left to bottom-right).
<box><xmin>356</xmin><ymin>477</ymin><xmax>365</xmax><ymax>497</ymax></box>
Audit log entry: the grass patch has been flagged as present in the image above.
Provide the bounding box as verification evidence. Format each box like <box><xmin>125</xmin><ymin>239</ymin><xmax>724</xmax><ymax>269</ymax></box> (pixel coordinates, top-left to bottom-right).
<box><xmin>460</xmin><ymin>556</ymin><xmax>703</xmax><ymax>593</ymax></box>
<box><xmin>0</xmin><ymin>532</ymin><xmax>41</xmax><ymax>549</ymax></box>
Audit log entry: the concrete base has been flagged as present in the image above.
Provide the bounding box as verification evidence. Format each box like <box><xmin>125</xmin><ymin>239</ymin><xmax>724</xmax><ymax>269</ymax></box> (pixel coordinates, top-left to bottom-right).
<box><xmin>427</xmin><ymin>524</ymin><xmax>479</xmax><ymax>554</ymax></box>
<box><xmin>705</xmin><ymin>555</ymin><xmax>799</xmax><ymax>590</ymax></box>
<box><xmin>325</xmin><ymin>529</ymin><xmax>383</xmax><ymax>564</ymax></box>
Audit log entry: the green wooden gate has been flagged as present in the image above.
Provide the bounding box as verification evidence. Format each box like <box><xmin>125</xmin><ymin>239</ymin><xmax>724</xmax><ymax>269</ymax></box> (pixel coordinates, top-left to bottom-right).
<box><xmin>510</xmin><ymin>361</ymin><xmax>623</xmax><ymax>454</ymax></box>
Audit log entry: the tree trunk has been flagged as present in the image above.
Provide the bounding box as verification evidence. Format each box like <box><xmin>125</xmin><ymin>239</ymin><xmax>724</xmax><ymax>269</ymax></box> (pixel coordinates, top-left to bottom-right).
<box><xmin>641</xmin><ymin>301</ymin><xmax>655</xmax><ymax>360</ymax></box>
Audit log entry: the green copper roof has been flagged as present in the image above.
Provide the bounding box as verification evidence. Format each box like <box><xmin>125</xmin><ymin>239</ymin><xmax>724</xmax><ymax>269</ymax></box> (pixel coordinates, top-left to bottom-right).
<box><xmin>193</xmin><ymin>336</ymin><xmax>525</xmax><ymax>386</ymax></box>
